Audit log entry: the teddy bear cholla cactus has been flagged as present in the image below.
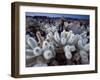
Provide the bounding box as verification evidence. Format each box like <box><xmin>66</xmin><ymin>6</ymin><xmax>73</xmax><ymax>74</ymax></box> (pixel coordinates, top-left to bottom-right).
<box><xmin>26</xmin><ymin>33</ymin><xmax>55</xmax><ymax>67</ymax></box>
<box><xmin>26</xmin><ymin>27</ymin><xmax>89</xmax><ymax>66</ymax></box>
<box><xmin>53</xmin><ymin>29</ymin><xmax>89</xmax><ymax>64</ymax></box>
<box><xmin>77</xmin><ymin>34</ymin><xmax>89</xmax><ymax>64</ymax></box>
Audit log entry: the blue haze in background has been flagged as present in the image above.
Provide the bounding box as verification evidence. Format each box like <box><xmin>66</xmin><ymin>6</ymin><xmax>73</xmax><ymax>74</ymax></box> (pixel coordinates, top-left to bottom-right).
<box><xmin>26</xmin><ymin>12</ymin><xmax>89</xmax><ymax>20</ymax></box>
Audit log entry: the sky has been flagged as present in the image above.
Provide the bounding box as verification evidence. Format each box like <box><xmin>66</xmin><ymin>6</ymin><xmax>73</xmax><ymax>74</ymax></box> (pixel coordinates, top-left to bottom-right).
<box><xmin>26</xmin><ymin>12</ymin><xmax>89</xmax><ymax>20</ymax></box>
